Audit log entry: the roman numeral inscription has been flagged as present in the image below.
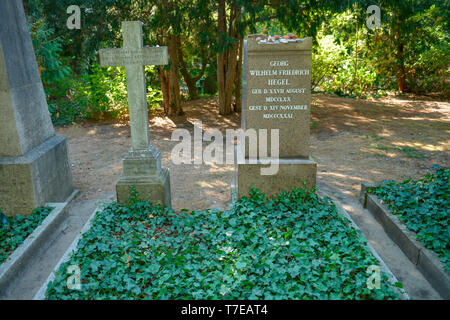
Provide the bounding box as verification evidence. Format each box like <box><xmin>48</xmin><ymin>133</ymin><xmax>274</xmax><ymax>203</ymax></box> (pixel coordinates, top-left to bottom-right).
<box><xmin>237</xmin><ymin>36</ymin><xmax>317</xmax><ymax>199</ymax></box>
<box><xmin>247</xmin><ymin>63</ymin><xmax>310</xmax><ymax>119</ymax></box>
<box><xmin>99</xmin><ymin>21</ymin><xmax>171</xmax><ymax>207</ymax></box>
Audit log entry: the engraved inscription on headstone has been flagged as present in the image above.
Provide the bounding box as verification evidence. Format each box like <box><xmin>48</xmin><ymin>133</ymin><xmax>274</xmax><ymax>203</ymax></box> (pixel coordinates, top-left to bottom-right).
<box><xmin>244</xmin><ymin>38</ymin><xmax>312</xmax><ymax>158</ymax></box>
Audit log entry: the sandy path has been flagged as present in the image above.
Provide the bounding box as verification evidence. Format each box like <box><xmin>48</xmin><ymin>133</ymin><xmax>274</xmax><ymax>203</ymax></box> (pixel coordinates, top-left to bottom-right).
<box><xmin>56</xmin><ymin>94</ymin><xmax>449</xmax><ymax>212</ymax></box>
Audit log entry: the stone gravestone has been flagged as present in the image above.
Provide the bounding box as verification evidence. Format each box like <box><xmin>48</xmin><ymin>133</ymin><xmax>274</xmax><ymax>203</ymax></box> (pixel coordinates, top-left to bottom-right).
<box><xmin>99</xmin><ymin>21</ymin><xmax>171</xmax><ymax>206</ymax></box>
<box><xmin>0</xmin><ymin>0</ymin><xmax>74</xmax><ymax>216</ymax></box>
<box><xmin>237</xmin><ymin>36</ymin><xmax>317</xmax><ymax>197</ymax></box>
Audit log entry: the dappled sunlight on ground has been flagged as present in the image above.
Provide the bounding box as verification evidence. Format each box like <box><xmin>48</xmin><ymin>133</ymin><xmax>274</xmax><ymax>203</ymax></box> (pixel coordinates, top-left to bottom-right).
<box><xmin>56</xmin><ymin>94</ymin><xmax>449</xmax><ymax>212</ymax></box>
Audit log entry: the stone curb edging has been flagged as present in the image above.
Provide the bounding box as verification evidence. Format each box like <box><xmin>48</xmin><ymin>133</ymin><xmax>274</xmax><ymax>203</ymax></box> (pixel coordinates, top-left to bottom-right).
<box><xmin>0</xmin><ymin>190</ymin><xmax>79</xmax><ymax>296</ymax></box>
<box><xmin>33</xmin><ymin>206</ymin><xmax>101</xmax><ymax>300</ymax></box>
<box><xmin>318</xmin><ymin>190</ymin><xmax>409</xmax><ymax>300</ymax></box>
<box><xmin>360</xmin><ymin>183</ymin><xmax>450</xmax><ymax>299</ymax></box>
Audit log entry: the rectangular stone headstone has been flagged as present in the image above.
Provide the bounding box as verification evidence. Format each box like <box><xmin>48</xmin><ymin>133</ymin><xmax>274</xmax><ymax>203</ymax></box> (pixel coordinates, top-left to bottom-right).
<box><xmin>237</xmin><ymin>37</ymin><xmax>317</xmax><ymax>198</ymax></box>
<box><xmin>242</xmin><ymin>38</ymin><xmax>312</xmax><ymax>158</ymax></box>
<box><xmin>0</xmin><ymin>0</ymin><xmax>74</xmax><ymax>216</ymax></box>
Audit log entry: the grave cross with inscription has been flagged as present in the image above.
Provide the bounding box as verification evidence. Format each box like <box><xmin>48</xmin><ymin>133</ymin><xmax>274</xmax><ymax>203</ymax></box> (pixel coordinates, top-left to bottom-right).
<box><xmin>99</xmin><ymin>21</ymin><xmax>171</xmax><ymax>206</ymax></box>
<box><xmin>100</xmin><ymin>21</ymin><xmax>167</xmax><ymax>150</ymax></box>
<box><xmin>237</xmin><ymin>36</ymin><xmax>317</xmax><ymax>198</ymax></box>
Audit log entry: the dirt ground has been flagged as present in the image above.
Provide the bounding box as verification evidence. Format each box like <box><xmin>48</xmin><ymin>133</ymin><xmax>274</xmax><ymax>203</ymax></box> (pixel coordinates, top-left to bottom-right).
<box><xmin>56</xmin><ymin>93</ymin><xmax>449</xmax><ymax>212</ymax></box>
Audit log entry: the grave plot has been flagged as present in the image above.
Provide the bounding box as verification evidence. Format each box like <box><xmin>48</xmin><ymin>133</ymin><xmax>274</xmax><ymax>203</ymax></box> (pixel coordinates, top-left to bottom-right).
<box><xmin>44</xmin><ymin>188</ymin><xmax>404</xmax><ymax>300</ymax></box>
<box><xmin>370</xmin><ymin>168</ymin><xmax>449</xmax><ymax>272</ymax></box>
<box><xmin>2</xmin><ymin>0</ymin><xmax>448</xmax><ymax>301</ymax></box>
<box><xmin>35</xmin><ymin>31</ymin><xmax>443</xmax><ymax>300</ymax></box>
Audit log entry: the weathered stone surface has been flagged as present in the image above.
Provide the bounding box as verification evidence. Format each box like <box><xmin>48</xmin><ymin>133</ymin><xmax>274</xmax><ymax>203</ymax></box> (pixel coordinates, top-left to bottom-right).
<box><xmin>116</xmin><ymin>167</ymin><xmax>171</xmax><ymax>207</ymax></box>
<box><xmin>0</xmin><ymin>0</ymin><xmax>73</xmax><ymax>215</ymax></box>
<box><xmin>0</xmin><ymin>0</ymin><xmax>54</xmax><ymax>157</ymax></box>
<box><xmin>242</xmin><ymin>38</ymin><xmax>312</xmax><ymax>159</ymax></box>
<box><xmin>237</xmin><ymin>159</ymin><xmax>316</xmax><ymax>198</ymax></box>
<box><xmin>100</xmin><ymin>21</ymin><xmax>171</xmax><ymax>206</ymax></box>
<box><xmin>0</xmin><ymin>136</ymin><xmax>74</xmax><ymax>216</ymax></box>
<box><xmin>122</xmin><ymin>146</ymin><xmax>161</xmax><ymax>178</ymax></box>
<box><xmin>99</xmin><ymin>47</ymin><xmax>168</xmax><ymax>67</ymax></box>
<box><xmin>417</xmin><ymin>248</ymin><xmax>450</xmax><ymax>299</ymax></box>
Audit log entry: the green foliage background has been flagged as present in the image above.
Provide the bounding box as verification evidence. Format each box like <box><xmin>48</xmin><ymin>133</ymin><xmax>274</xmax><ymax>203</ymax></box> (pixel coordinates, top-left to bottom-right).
<box><xmin>312</xmin><ymin>5</ymin><xmax>450</xmax><ymax>97</ymax></box>
<box><xmin>23</xmin><ymin>0</ymin><xmax>450</xmax><ymax>124</ymax></box>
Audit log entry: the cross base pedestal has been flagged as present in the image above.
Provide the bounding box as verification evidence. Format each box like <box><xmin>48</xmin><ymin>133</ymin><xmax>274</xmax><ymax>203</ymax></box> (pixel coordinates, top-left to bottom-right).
<box><xmin>116</xmin><ymin>147</ymin><xmax>171</xmax><ymax>207</ymax></box>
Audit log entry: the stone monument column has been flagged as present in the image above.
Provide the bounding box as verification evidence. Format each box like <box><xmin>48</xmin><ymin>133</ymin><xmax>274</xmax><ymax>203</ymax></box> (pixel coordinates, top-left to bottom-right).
<box><xmin>0</xmin><ymin>0</ymin><xmax>74</xmax><ymax>216</ymax></box>
<box><xmin>237</xmin><ymin>37</ymin><xmax>317</xmax><ymax>198</ymax></box>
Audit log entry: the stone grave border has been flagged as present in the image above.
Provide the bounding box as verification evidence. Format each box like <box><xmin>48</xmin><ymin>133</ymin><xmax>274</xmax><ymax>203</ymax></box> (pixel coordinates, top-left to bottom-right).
<box><xmin>35</xmin><ymin>187</ymin><xmax>409</xmax><ymax>300</ymax></box>
<box><xmin>317</xmin><ymin>189</ymin><xmax>409</xmax><ymax>300</ymax></box>
<box><xmin>33</xmin><ymin>205</ymin><xmax>101</xmax><ymax>300</ymax></box>
<box><xmin>0</xmin><ymin>190</ymin><xmax>79</xmax><ymax>295</ymax></box>
<box><xmin>360</xmin><ymin>183</ymin><xmax>450</xmax><ymax>299</ymax></box>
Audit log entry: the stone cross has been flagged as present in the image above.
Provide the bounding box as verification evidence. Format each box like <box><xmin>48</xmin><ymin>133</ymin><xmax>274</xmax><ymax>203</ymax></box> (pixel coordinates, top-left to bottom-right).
<box><xmin>99</xmin><ymin>21</ymin><xmax>168</xmax><ymax>151</ymax></box>
<box><xmin>99</xmin><ymin>21</ymin><xmax>171</xmax><ymax>207</ymax></box>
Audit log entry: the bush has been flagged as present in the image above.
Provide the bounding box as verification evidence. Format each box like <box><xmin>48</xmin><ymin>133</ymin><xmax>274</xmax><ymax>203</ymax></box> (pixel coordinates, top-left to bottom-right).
<box><xmin>28</xmin><ymin>16</ymin><xmax>79</xmax><ymax>125</ymax></box>
<box><xmin>45</xmin><ymin>187</ymin><xmax>402</xmax><ymax>300</ymax></box>
<box><xmin>313</xmin><ymin>5</ymin><xmax>449</xmax><ymax>97</ymax></box>
<box><xmin>69</xmin><ymin>65</ymin><xmax>163</xmax><ymax>120</ymax></box>
<box><xmin>403</xmin><ymin>5</ymin><xmax>450</xmax><ymax>95</ymax></box>
<box><xmin>28</xmin><ymin>17</ymin><xmax>72</xmax><ymax>98</ymax></box>
<box><xmin>28</xmin><ymin>16</ymin><xmax>163</xmax><ymax>124</ymax></box>
<box><xmin>312</xmin><ymin>10</ymin><xmax>379</xmax><ymax>97</ymax></box>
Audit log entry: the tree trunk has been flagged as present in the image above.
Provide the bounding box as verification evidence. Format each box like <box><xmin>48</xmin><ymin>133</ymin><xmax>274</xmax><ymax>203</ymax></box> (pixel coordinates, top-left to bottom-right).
<box><xmin>217</xmin><ymin>0</ymin><xmax>240</xmax><ymax>115</ymax></box>
<box><xmin>156</xmin><ymin>30</ymin><xmax>170</xmax><ymax>114</ymax></box>
<box><xmin>177</xmin><ymin>36</ymin><xmax>208</xmax><ymax>101</ymax></box>
<box><xmin>159</xmin><ymin>66</ymin><xmax>170</xmax><ymax>114</ymax></box>
<box><xmin>397</xmin><ymin>41</ymin><xmax>406</xmax><ymax>93</ymax></box>
<box><xmin>217</xmin><ymin>0</ymin><xmax>228</xmax><ymax>114</ymax></box>
<box><xmin>234</xmin><ymin>36</ymin><xmax>243</xmax><ymax>113</ymax></box>
<box><xmin>394</xmin><ymin>26</ymin><xmax>406</xmax><ymax>93</ymax></box>
<box><xmin>182</xmin><ymin>73</ymin><xmax>199</xmax><ymax>100</ymax></box>
<box><xmin>167</xmin><ymin>34</ymin><xmax>183</xmax><ymax>115</ymax></box>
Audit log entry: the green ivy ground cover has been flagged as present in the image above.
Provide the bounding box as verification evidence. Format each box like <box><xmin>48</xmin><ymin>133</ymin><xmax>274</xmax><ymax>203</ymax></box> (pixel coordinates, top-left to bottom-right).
<box><xmin>46</xmin><ymin>188</ymin><xmax>401</xmax><ymax>300</ymax></box>
<box><xmin>0</xmin><ymin>207</ymin><xmax>53</xmax><ymax>265</ymax></box>
<box><xmin>370</xmin><ymin>168</ymin><xmax>450</xmax><ymax>272</ymax></box>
